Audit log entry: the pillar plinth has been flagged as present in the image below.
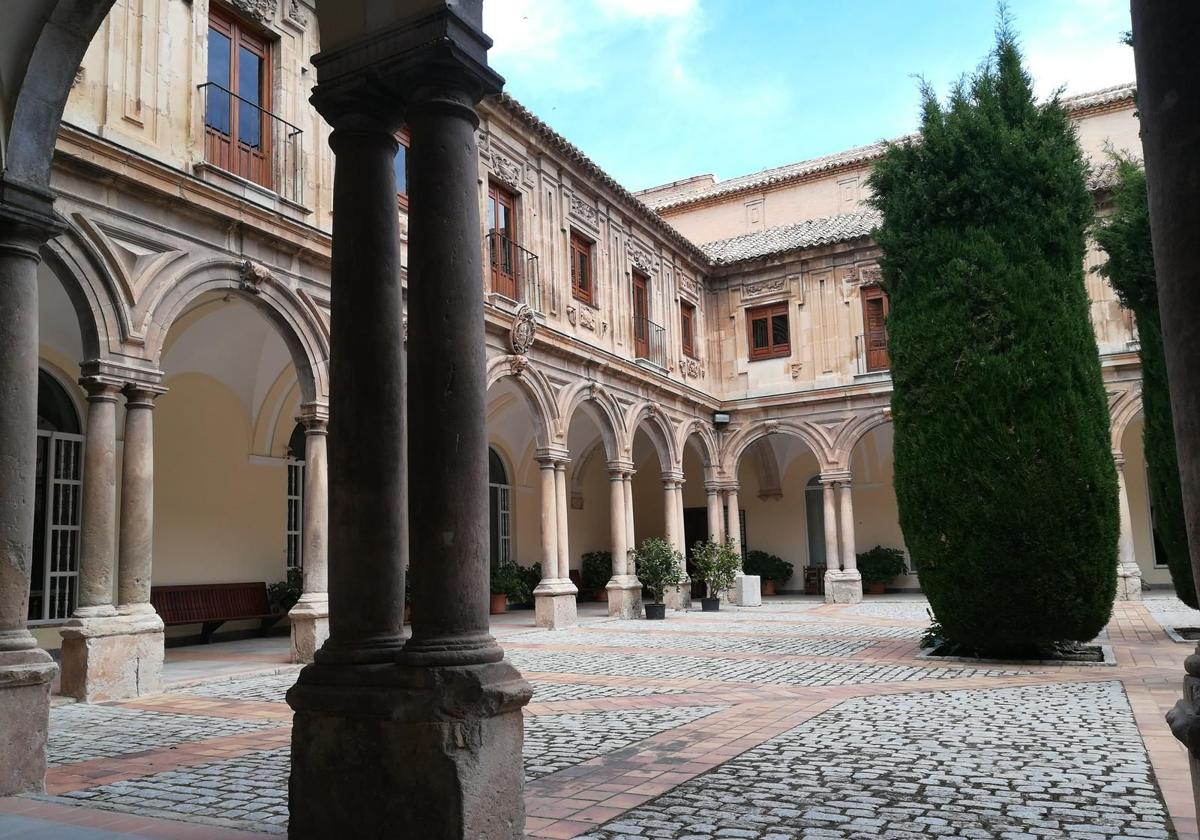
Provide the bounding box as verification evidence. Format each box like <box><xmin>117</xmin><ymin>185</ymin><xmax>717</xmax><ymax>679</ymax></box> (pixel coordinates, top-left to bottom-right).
<box><xmin>0</xmin><ymin>201</ymin><xmax>61</xmax><ymax>794</ymax></box>
<box><xmin>289</xmin><ymin>14</ymin><xmax>527</xmax><ymax>835</ymax></box>
<box><xmin>290</xmin><ymin>409</ymin><xmax>330</xmax><ymax>663</ymax></box>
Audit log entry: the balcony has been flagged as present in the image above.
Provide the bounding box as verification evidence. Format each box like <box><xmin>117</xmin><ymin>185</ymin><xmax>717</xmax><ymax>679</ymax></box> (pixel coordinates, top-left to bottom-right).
<box><xmin>855</xmin><ymin>333</ymin><xmax>891</xmax><ymax>376</ymax></box>
<box><xmin>633</xmin><ymin>316</ymin><xmax>667</xmax><ymax>369</ymax></box>
<box><xmin>198</xmin><ymin>82</ymin><xmax>304</xmax><ymax>206</ymax></box>
<box><xmin>487</xmin><ymin>232</ymin><xmax>541</xmax><ymax>312</ymax></box>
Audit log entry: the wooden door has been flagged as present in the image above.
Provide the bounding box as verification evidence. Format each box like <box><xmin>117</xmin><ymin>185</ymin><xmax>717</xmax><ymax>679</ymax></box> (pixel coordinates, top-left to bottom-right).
<box><xmin>632</xmin><ymin>271</ymin><xmax>649</xmax><ymax>358</ymax></box>
<box><xmin>487</xmin><ymin>184</ymin><xmax>518</xmax><ymax>298</ymax></box>
<box><xmin>862</xmin><ymin>285</ymin><xmax>890</xmax><ymax>371</ymax></box>
<box><xmin>206</xmin><ymin>9</ymin><xmax>271</xmax><ymax>189</ymax></box>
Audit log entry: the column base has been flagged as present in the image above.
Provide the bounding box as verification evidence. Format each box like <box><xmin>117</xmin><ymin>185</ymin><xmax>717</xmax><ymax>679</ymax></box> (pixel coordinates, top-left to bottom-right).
<box><xmin>59</xmin><ymin>612</ymin><xmax>164</xmax><ymax>703</ymax></box>
<box><xmin>729</xmin><ymin>574</ymin><xmax>762</xmax><ymax>607</ymax></box>
<box><xmin>287</xmin><ymin>658</ymin><xmax>532</xmax><ymax>839</ymax></box>
<box><xmin>0</xmin><ymin>639</ymin><xmax>57</xmax><ymax>796</ymax></box>
<box><xmin>1117</xmin><ymin>565</ymin><xmax>1143</xmax><ymax>601</ymax></box>
<box><xmin>533</xmin><ymin>580</ymin><xmax>578</xmax><ymax>629</ymax></box>
<box><xmin>664</xmin><ymin>584</ymin><xmax>692</xmax><ymax>611</ymax></box>
<box><xmin>824</xmin><ymin>569</ymin><xmax>863</xmax><ymax>605</ymax></box>
<box><xmin>606</xmin><ymin>576</ymin><xmax>643</xmax><ymax>619</ymax></box>
<box><xmin>289</xmin><ymin>596</ymin><xmax>330</xmax><ymax>664</ymax></box>
<box><xmin>1166</xmin><ymin>650</ymin><xmax>1200</xmax><ymax>821</ymax></box>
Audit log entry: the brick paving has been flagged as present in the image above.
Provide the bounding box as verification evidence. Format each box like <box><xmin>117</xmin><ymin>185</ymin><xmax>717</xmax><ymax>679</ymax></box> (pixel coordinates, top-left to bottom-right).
<box><xmin>2</xmin><ymin>595</ymin><xmax>1196</xmax><ymax>839</ymax></box>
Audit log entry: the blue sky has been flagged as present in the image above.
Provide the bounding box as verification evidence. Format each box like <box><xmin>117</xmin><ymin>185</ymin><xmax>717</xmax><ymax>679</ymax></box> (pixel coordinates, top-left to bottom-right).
<box><xmin>482</xmin><ymin>0</ymin><xmax>1135</xmax><ymax>192</ymax></box>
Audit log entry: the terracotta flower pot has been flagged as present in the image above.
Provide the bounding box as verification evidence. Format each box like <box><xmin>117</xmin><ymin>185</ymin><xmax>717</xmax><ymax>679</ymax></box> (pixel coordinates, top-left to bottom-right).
<box><xmin>489</xmin><ymin>593</ymin><xmax>508</xmax><ymax>615</ymax></box>
<box><xmin>866</xmin><ymin>581</ymin><xmax>886</xmax><ymax>595</ymax></box>
<box><xmin>761</xmin><ymin>579</ymin><xmax>777</xmax><ymax>597</ymax></box>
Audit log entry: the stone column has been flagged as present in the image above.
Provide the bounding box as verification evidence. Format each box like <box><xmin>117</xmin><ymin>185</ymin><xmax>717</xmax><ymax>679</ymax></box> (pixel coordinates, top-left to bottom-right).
<box><xmin>1114</xmin><ymin>454</ymin><xmax>1143</xmax><ymax>602</ymax></box>
<box><xmin>533</xmin><ymin>451</ymin><xmax>576</xmax><ymax>629</ymax></box>
<box><xmin>724</xmin><ymin>486</ymin><xmax>760</xmax><ymax>607</ymax></box>
<box><xmin>825</xmin><ymin>473</ymin><xmax>861</xmax><ymax>604</ymax></box>
<box><xmin>0</xmin><ymin>205</ymin><xmax>59</xmax><ymax>795</ymax></box>
<box><xmin>725</xmin><ymin>487</ymin><xmax>742</xmax><ymax>557</ymax></box>
<box><xmin>705</xmin><ymin>482</ymin><xmax>724</xmax><ymax>541</ymax></box>
<box><xmin>288</xmin><ymin>13</ymin><xmax>530</xmax><ymax>834</ymax></box>
<box><xmin>822</xmin><ymin>477</ymin><xmax>841</xmax><ymax>600</ymax></box>
<box><xmin>606</xmin><ymin>462</ymin><xmax>641</xmax><ymax>618</ymax></box>
<box><xmin>60</xmin><ymin>376</ymin><xmax>146</xmax><ymax>703</ymax></box>
<box><xmin>624</xmin><ymin>471</ymin><xmax>636</xmax><ymax>566</ymax></box>
<box><xmin>662</xmin><ymin>472</ymin><xmax>689</xmax><ymax>611</ymax></box>
<box><xmin>290</xmin><ymin>407</ymin><xmax>330</xmax><ymax>662</ymax></box>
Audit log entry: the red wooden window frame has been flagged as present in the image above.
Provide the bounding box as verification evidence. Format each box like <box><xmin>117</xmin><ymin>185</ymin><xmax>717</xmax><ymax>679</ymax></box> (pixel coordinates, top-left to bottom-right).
<box><xmin>680</xmin><ymin>301</ymin><xmax>697</xmax><ymax>358</ymax></box>
<box><xmin>861</xmin><ymin>285</ymin><xmax>891</xmax><ymax>371</ymax></box>
<box><xmin>746</xmin><ymin>302</ymin><xmax>790</xmax><ymax>360</ymax></box>
<box><xmin>569</xmin><ymin>231</ymin><xmax>594</xmax><ymax>306</ymax></box>
<box><xmin>632</xmin><ymin>270</ymin><xmax>650</xmax><ymax>359</ymax></box>
<box><xmin>487</xmin><ymin>182</ymin><xmax>519</xmax><ymax>298</ymax></box>
<box><xmin>395</xmin><ymin>127</ymin><xmax>410</xmax><ymax>210</ymax></box>
<box><xmin>205</xmin><ymin>5</ymin><xmax>272</xmax><ymax>188</ymax></box>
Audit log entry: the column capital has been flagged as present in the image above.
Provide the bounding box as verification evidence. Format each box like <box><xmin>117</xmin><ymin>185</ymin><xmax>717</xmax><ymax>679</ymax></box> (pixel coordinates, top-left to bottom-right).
<box><xmin>607</xmin><ymin>459</ymin><xmax>635</xmax><ymax>478</ymax></box>
<box><xmin>122</xmin><ymin>382</ymin><xmax>167</xmax><ymax>408</ymax></box>
<box><xmin>298</xmin><ymin>402</ymin><xmax>330</xmax><ymax>433</ymax></box>
<box><xmin>78</xmin><ymin>376</ymin><xmax>124</xmax><ymax>402</ymax></box>
<box><xmin>820</xmin><ymin>470</ymin><xmax>852</xmax><ymax>486</ymax></box>
<box><xmin>661</xmin><ymin>470</ymin><xmax>685</xmax><ymax>485</ymax></box>
<box><xmin>704</xmin><ymin>481</ymin><xmax>723</xmax><ymax>495</ymax></box>
<box><xmin>0</xmin><ymin>175</ymin><xmax>64</xmax><ymax>253</ymax></box>
<box><xmin>535</xmin><ymin>446</ymin><xmax>570</xmax><ymax>468</ymax></box>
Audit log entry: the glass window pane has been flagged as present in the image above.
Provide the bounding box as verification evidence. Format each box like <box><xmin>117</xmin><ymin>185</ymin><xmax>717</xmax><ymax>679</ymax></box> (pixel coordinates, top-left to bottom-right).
<box><xmin>752</xmin><ymin>317</ymin><xmax>768</xmax><ymax>349</ymax></box>
<box><xmin>237</xmin><ymin>46</ymin><xmax>262</xmax><ymax>148</ymax></box>
<box><xmin>206</xmin><ymin>30</ymin><xmax>231</xmax><ymax>134</ymax></box>
<box><xmin>772</xmin><ymin>314</ymin><xmax>788</xmax><ymax>347</ymax></box>
<box><xmin>394</xmin><ymin>144</ymin><xmax>407</xmax><ymax>195</ymax></box>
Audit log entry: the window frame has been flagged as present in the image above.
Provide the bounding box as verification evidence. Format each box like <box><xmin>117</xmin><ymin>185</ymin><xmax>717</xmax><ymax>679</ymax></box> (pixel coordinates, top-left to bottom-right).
<box><xmin>395</xmin><ymin>127</ymin><xmax>410</xmax><ymax>211</ymax></box>
<box><xmin>205</xmin><ymin>4</ymin><xmax>273</xmax><ymax>188</ymax></box>
<box><xmin>861</xmin><ymin>284</ymin><xmax>890</xmax><ymax>372</ymax></box>
<box><xmin>680</xmin><ymin>300</ymin><xmax>697</xmax><ymax>359</ymax></box>
<box><xmin>569</xmin><ymin>230</ymin><xmax>595</xmax><ymax>306</ymax></box>
<box><xmin>746</xmin><ymin>301</ymin><xmax>791</xmax><ymax>361</ymax></box>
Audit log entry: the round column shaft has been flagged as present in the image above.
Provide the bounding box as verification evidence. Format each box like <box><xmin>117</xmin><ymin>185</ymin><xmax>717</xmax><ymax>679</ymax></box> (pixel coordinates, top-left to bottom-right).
<box><xmin>117</xmin><ymin>386</ymin><xmax>160</xmax><ymax>613</ymax></box>
<box><xmin>75</xmin><ymin>380</ymin><xmax>121</xmax><ymax>616</ymax></box>
<box><xmin>538</xmin><ymin>460</ymin><xmax>558</xmax><ymax>582</ymax></box>
<box><xmin>609</xmin><ymin>468</ymin><xmax>627</xmax><ymax>579</ymax></box>
<box><xmin>839</xmin><ymin>480</ymin><xmax>857</xmax><ymax>571</ymax></box>
<box><xmin>823</xmin><ymin>480</ymin><xmax>840</xmax><ymax>571</ymax></box>
<box><xmin>554</xmin><ymin>462</ymin><xmax>570</xmax><ymax>580</ymax></box>
<box><xmin>725</xmin><ymin>487</ymin><xmax>741</xmax><ymax>558</ymax></box>
<box><xmin>623</xmin><ymin>474</ymin><xmax>636</xmax><ymax>574</ymax></box>
<box><xmin>301</xmin><ymin>416</ymin><xmax>329</xmax><ymax>600</ymax></box>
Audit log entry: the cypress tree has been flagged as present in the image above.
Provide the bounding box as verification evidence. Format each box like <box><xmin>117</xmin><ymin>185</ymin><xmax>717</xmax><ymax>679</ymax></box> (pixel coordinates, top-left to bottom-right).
<box><xmin>1095</xmin><ymin>159</ymin><xmax>1195</xmax><ymax>607</ymax></box>
<box><xmin>867</xmin><ymin>26</ymin><xmax>1118</xmax><ymax>651</ymax></box>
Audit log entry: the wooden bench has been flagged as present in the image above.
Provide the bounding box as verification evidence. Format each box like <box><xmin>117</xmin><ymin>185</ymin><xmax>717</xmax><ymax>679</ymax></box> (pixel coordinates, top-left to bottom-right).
<box><xmin>151</xmin><ymin>582</ymin><xmax>284</xmax><ymax>644</ymax></box>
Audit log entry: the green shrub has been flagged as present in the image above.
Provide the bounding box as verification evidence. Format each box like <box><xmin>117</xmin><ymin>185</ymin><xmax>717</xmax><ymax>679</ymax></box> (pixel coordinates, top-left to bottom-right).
<box><xmin>743</xmin><ymin>550</ymin><xmax>794</xmax><ymax>583</ymax></box>
<box><xmin>268</xmin><ymin>567</ymin><xmax>302</xmax><ymax>614</ymax></box>
<box><xmin>1094</xmin><ymin>158</ymin><xmax>1194</xmax><ymax>607</ymax></box>
<box><xmin>866</xmin><ymin>24</ymin><xmax>1118</xmax><ymax>649</ymax></box>
<box><xmin>634</xmin><ymin>538</ymin><xmax>685</xmax><ymax>604</ymax></box>
<box><xmin>490</xmin><ymin>560</ymin><xmax>530</xmax><ymax>602</ymax></box>
<box><xmin>581</xmin><ymin>551</ymin><xmax>613</xmax><ymax>591</ymax></box>
<box><xmin>856</xmin><ymin>546</ymin><xmax>907</xmax><ymax>584</ymax></box>
<box><xmin>516</xmin><ymin>562</ymin><xmax>542</xmax><ymax>605</ymax></box>
<box><xmin>692</xmin><ymin>540</ymin><xmax>741</xmax><ymax>598</ymax></box>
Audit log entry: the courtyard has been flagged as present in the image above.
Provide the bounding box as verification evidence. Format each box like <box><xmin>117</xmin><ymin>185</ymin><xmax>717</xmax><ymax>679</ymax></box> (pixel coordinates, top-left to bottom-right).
<box><xmin>0</xmin><ymin>593</ymin><xmax>1194</xmax><ymax>839</ymax></box>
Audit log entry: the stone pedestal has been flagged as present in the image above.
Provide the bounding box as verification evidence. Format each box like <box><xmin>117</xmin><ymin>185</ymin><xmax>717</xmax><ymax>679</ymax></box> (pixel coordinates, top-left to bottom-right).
<box><xmin>729</xmin><ymin>574</ymin><xmax>762</xmax><ymax>607</ymax></box>
<box><xmin>59</xmin><ymin>613</ymin><xmax>164</xmax><ymax>702</ymax></box>
<box><xmin>533</xmin><ymin>583</ymin><xmax>577</xmax><ymax>629</ymax></box>
<box><xmin>289</xmin><ymin>596</ymin><xmax>330</xmax><ymax>664</ymax></box>
<box><xmin>288</xmin><ymin>659</ymin><xmax>531</xmax><ymax>840</ymax></box>
<box><xmin>664</xmin><ymin>584</ymin><xmax>691</xmax><ymax>611</ymax></box>
<box><xmin>607</xmin><ymin>577</ymin><xmax>643</xmax><ymax>619</ymax></box>
<box><xmin>0</xmin><ymin>645</ymin><xmax>57</xmax><ymax>796</ymax></box>
<box><xmin>1117</xmin><ymin>566</ymin><xmax>1143</xmax><ymax>602</ymax></box>
<box><xmin>825</xmin><ymin>569</ymin><xmax>863</xmax><ymax>604</ymax></box>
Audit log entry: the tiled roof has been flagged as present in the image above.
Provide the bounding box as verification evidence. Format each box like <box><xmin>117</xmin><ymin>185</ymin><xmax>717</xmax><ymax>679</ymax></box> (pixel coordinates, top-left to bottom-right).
<box><xmin>701</xmin><ymin>210</ymin><xmax>883</xmax><ymax>266</ymax></box>
<box><xmin>645</xmin><ymin>83</ymin><xmax>1137</xmax><ymax>213</ymax></box>
<box><xmin>485</xmin><ymin>93</ymin><xmax>710</xmax><ymax>268</ymax></box>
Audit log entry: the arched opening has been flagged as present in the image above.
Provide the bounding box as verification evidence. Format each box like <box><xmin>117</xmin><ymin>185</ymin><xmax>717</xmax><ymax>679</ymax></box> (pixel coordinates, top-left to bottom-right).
<box><xmin>847</xmin><ymin>422</ymin><xmax>915</xmax><ymax>590</ymax></box>
<box><xmin>629</xmin><ymin>424</ymin><xmax>668</xmax><ymax>549</ymax></box>
<box><xmin>486</xmin><ymin>375</ymin><xmax>548</xmax><ymax>589</ymax></box>
<box><xmin>680</xmin><ymin>431</ymin><xmax>714</xmax><ymax>593</ymax></box>
<box><xmin>804</xmin><ymin>475</ymin><xmax>826</xmax><ymax>571</ymax></box>
<box><xmin>565</xmin><ymin>399</ymin><xmax>620</xmax><ymax>597</ymax></box>
<box><xmin>488</xmin><ymin>445</ymin><xmax>512</xmax><ymax>568</ymax></box>
<box><xmin>1121</xmin><ymin>413</ymin><xmax>1168</xmax><ymax>585</ymax></box>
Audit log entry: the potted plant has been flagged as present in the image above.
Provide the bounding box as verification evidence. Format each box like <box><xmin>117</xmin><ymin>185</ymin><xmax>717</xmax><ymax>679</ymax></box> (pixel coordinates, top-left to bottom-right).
<box><xmin>743</xmin><ymin>550</ymin><xmax>794</xmax><ymax>596</ymax></box>
<box><xmin>633</xmin><ymin>537</ymin><xmax>685</xmax><ymax>619</ymax></box>
<box><xmin>856</xmin><ymin>545</ymin><xmax>907</xmax><ymax>595</ymax></box>
<box><xmin>581</xmin><ymin>551</ymin><xmax>612</xmax><ymax>601</ymax></box>
<box><xmin>267</xmin><ymin>567</ymin><xmax>303</xmax><ymax>615</ymax></box>
<box><xmin>515</xmin><ymin>562</ymin><xmax>542</xmax><ymax>609</ymax></box>
<box><xmin>489</xmin><ymin>560</ymin><xmax>530</xmax><ymax>615</ymax></box>
<box><xmin>692</xmin><ymin>540</ymin><xmax>741</xmax><ymax>611</ymax></box>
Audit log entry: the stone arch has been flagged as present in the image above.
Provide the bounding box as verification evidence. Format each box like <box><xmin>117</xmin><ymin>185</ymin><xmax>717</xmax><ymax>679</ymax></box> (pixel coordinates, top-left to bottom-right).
<box><xmin>38</xmin><ymin>359</ymin><xmax>85</xmax><ymax>431</ymax></box>
<box><xmin>722</xmin><ymin>419</ymin><xmax>831</xmax><ymax>478</ymax></box>
<box><xmin>674</xmin><ymin>417</ymin><xmax>719</xmax><ymax>470</ymax></box>
<box><xmin>558</xmin><ymin>382</ymin><xmax>623</xmax><ymax>461</ymax></box>
<box><xmin>484</xmin><ymin>354</ymin><xmax>557</xmax><ymax>449</ymax></box>
<box><xmin>1109</xmin><ymin>387</ymin><xmax>1144</xmax><ymax>453</ymax></box>
<box><xmin>138</xmin><ymin>258</ymin><xmax>329</xmax><ymax>404</ymax></box>
<box><xmin>748</xmin><ymin>437</ymin><xmax>783</xmax><ymax>500</ymax></box>
<box><xmin>570</xmin><ymin>439</ymin><xmax>606</xmax><ymax>504</ymax></box>
<box><xmin>624</xmin><ymin>402</ymin><xmax>679</xmax><ymax>473</ymax></box>
<box><xmin>39</xmin><ymin>230</ymin><xmax>125</xmax><ymax>363</ymax></box>
<box><xmin>831</xmin><ymin>409</ymin><xmax>892</xmax><ymax>471</ymax></box>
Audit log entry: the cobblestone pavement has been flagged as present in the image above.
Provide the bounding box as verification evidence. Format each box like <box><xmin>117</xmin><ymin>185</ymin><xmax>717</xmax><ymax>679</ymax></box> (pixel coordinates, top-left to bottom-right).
<box><xmin>8</xmin><ymin>596</ymin><xmax>1195</xmax><ymax>840</ymax></box>
<box><xmin>1143</xmin><ymin>593</ymin><xmax>1200</xmax><ymax>634</ymax></box>
<box><xmin>577</xmin><ymin>681</ymin><xmax>1171</xmax><ymax>840</ymax></box>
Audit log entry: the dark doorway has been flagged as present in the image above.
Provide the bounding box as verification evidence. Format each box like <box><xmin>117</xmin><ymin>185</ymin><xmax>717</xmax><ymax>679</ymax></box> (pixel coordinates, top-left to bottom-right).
<box><xmin>683</xmin><ymin>506</ymin><xmax>707</xmax><ymax>597</ymax></box>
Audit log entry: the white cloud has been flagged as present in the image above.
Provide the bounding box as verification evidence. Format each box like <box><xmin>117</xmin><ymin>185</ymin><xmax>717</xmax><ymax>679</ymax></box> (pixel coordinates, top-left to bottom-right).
<box><xmin>1022</xmin><ymin>0</ymin><xmax>1134</xmax><ymax>97</ymax></box>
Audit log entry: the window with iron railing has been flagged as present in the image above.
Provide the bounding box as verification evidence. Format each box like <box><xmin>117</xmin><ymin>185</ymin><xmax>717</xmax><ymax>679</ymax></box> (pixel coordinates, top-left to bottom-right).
<box><xmin>633</xmin><ymin>316</ymin><xmax>667</xmax><ymax>367</ymax></box>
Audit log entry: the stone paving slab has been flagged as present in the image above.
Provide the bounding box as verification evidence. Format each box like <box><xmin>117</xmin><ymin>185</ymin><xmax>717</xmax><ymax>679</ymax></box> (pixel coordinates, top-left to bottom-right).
<box><xmin>506</xmin><ymin>647</ymin><xmax>1033</xmax><ymax>687</ymax></box>
<box><xmin>595</xmin><ymin>620</ymin><xmax>923</xmax><ymax>640</ymax></box>
<box><xmin>578</xmin><ymin>680</ymin><xmax>1173</xmax><ymax>840</ymax></box>
<box><xmin>47</xmin><ymin>704</ymin><xmax>281</xmax><ymax>767</ymax></box>
<box><xmin>510</xmin><ymin>630</ymin><xmax>873</xmax><ymax>658</ymax></box>
<box><xmin>529</xmin><ymin>680</ymin><xmax>690</xmax><ymax>703</ymax></box>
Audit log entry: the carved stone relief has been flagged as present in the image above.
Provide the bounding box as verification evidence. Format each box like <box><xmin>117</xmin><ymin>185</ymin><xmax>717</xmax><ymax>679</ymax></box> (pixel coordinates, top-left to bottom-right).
<box><xmin>569</xmin><ymin>195</ymin><xmax>598</xmax><ymax>227</ymax></box>
<box><xmin>507</xmin><ymin>354</ymin><xmax>529</xmax><ymax>377</ymax></box>
<box><xmin>509</xmin><ymin>304</ymin><xmax>536</xmax><ymax>354</ymax></box>
<box><xmin>492</xmin><ymin>152</ymin><xmax>523</xmax><ymax>191</ymax></box>
<box><xmin>626</xmin><ymin>240</ymin><xmax>656</xmax><ymax>275</ymax></box>
<box><xmin>680</xmin><ymin>358</ymin><xmax>705</xmax><ymax>380</ymax></box>
<box><xmin>743</xmin><ymin>277</ymin><xmax>785</xmax><ymax>298</ymax></box>
<box><xmin>284</xmin><ymin>0</ymin><xmax>309</xmax><ymax>28</ymax></box>
<box><xmin>230</xmin><ymin>0</ymin><xmax>277</xmax><ymax>23</ymax></box>
<box><xmin>790</xmin><ymin>363</ymin><xmax>803</xmax><ymax>379</ymax></box>
<box><xmin>238</xmin><ymin>259</ymin><xmax>271</xmax><ymax>294</ymax></box>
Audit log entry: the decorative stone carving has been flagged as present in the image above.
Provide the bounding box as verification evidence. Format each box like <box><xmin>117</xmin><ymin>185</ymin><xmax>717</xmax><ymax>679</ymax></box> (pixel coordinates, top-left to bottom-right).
<box><xmin>492</xmin><ymin>152</ymin><xmax>523</xmax><ymax>191</ymax></box>
<box><xmin>743</xmin><ymin>277</ymin><xmax>785</xmax><ymax>298</ymax></box>
<box><xmin>677</xmin><ymin>274</ymin><xmax>702</xmax><ymax>300</ymax></box>
<box><xmin>285</xmin><ymin>0</ymin><xmax>309</xmax><ymax>28</ymax></box>
<box><xmin>73</xmin><ymin>67</ymin><xmax>85</xmax><ymax>88</ymax></box>
<box><xmin>680</xmin><ymin>357</ymin><xmax>705</xmax><ymax>379</ymax></box>
<box><xmin>509</xmin><ymin>304</ymin><xmax>536</xmax><ymax>355</ymax></box>
<box><xmin>627</xmin><ymin>240</ymin><xmax>656</xmax><ymax>275</ymax></box>
<box><xmin>230</xmin><ymin>0</ymin><xmax>277</xmax><ymax>23</ymax></box>
<box><xmin>790</xmin><ymin>363</ymin><xmax>803</xmax><ymax>379</ymax></box>
<box><xmin>566</xmin><ymin>305</ymin><xmax>577</xmax><ymax>327</ymax></box>
<box><xmin>570</xmin><ymin>195</ymin><xmax>598</xmax><ymax>227</ymax></box>
<box><xmin>589</xmin><ymin>383</ymin><xmax>609</xmax><ymax>403</ymax></box>
<box><xmin>238</xmin><ymin>259</ymin><xmax>271</xmax><ymax>294</ymax></box>
<box><xmin>860</xmin><ymin>264</ymin><xmax>883</xmax><ymax>285</ymax></box>
<box><xmin>507</xmin><ymin>354</ymin><xmax>529</xmax><ymax>377</ymax></box>
<box><xmin>578</xmin><ymin>306</ymin><xmax>596</xmax><ymax>331</ymax></box>
<box><xmin>647</xmin><ymin>402</ymin><xmax>663</xmax><ymax>418</ymax></box>
<box><xmin>764</xmin><ymin>420</ymin><xmax>780</xmax><ymax>435</ymax></box>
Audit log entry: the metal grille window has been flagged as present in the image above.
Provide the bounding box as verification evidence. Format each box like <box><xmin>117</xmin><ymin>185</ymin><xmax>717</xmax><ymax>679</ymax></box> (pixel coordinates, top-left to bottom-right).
<box><xmin>286</xmin><ymin>460</ymin><xmax>304</xmax><ymax>571</ymax></box>
<box><xmin>29</xmin><ymin>431</ymin><xmax>83</xmax><ymax>623</ymax></box>
<box><xmin>488</xmin><ymin>447</ymin><xmax>512</xmax><ymax>567</ymax></box>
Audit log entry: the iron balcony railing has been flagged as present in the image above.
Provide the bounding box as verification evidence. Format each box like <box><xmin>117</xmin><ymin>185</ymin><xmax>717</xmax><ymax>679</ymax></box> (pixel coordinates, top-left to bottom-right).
<box><xmin>487</xmin><ymin>232</ymin><xmax>541</xmax><ymax>312</ymax></box>
<box><xmin>633</xmin><ymin>316</ymin><xmax>667</xmax><ymax>368</ymax></box>
<box><xmin>855</xmin><ymin>332</ymin><xmax>891</xmax><ymax>375</ymax></box>
<box><xmin>198</xmin><ymin>82</ymin><xmax>304</xmax><ymax>205</ymax></box>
